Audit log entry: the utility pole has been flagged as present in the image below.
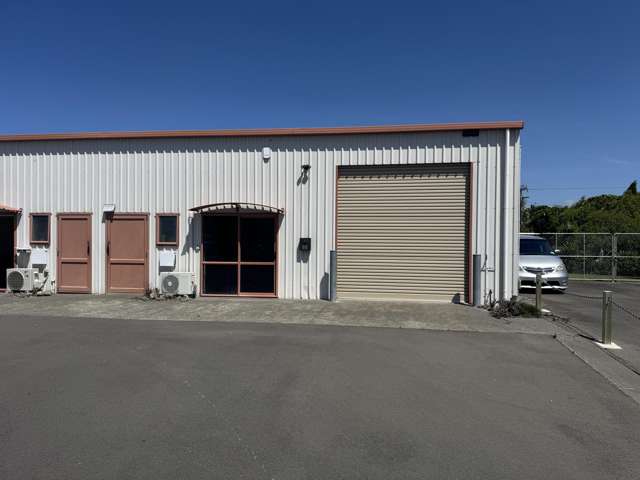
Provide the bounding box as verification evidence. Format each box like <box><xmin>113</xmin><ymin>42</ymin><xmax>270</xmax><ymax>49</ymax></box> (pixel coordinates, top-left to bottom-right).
<box><xmin>520</xmin><ymin>185</ymin><xmax>529</xmax><ymax>229</ymax></box>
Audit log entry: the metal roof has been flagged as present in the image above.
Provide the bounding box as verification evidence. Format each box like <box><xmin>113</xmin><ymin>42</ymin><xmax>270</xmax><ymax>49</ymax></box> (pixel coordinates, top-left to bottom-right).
<box><xmin>0</xmin><ymin>121</ymin><xmax>524</xmax><ymax>143</ymax></box>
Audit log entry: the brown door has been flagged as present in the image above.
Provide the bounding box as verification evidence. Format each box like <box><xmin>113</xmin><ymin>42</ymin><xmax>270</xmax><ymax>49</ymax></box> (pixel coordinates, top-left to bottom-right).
<box><xmin>57</xmin><ymin>214</ymin><xmax>92</xmax><ymax>293</ymax></box>
<box><xmin>106</xmin><ymin>214</ymin><xmax>148</xmax><ymax>294</ymax></box>
<box><xmin>0</xmin><ymin>215</ymin><xmax>16</xmax><ymax>291</ymax></box>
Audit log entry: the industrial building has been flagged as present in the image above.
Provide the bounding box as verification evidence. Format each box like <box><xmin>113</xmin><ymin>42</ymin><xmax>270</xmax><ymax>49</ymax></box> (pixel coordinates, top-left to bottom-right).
<box><xmin>0</xmin><ymin>121</ymin><xmax>522</xmax><ymax>303</ymax></box>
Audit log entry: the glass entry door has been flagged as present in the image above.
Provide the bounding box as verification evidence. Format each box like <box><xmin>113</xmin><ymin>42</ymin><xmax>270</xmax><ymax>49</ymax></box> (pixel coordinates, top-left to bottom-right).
<box><xmin>201</xmin><ymin>215</ymin><xmax>277</xmax><ymax>296</ymax></box>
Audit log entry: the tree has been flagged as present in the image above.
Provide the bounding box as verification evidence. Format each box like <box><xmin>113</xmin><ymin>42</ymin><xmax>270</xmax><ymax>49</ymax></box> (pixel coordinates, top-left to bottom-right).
<box><xmin>520</xmin><ymin>181</ymin><xmax>640</xmax><ymax>233</ymax></box>
<box><xmin>624</xmin><ymin>180</ymin><xmax>637</xmax><ymax>195</ymax></box>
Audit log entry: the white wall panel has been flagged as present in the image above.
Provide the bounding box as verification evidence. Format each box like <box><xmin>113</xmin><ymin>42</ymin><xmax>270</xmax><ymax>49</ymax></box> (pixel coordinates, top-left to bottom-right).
<box><xmin>0</xmin><ymin>130</ymin><xmax>520</xmax><ymax>301</ymax></box>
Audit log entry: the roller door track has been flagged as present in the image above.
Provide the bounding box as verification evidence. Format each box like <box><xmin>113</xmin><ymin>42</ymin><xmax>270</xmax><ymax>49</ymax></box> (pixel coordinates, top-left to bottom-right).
<box><xmin>336</xmin><ymin>164</ymin><xmax>470</xmax><ymax>302</ymax></box>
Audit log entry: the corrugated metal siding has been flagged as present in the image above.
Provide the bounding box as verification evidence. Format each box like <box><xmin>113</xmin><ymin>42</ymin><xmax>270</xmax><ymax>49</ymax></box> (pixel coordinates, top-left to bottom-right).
<box><xmin>0</xmin><ymin>129</ymin><xmax>520</xmax><ymax>301</ymax></box>
<box><xmin>337</xmin><ymin>164</ymin><xmax>468</xmax><ymax>301</ymax></box>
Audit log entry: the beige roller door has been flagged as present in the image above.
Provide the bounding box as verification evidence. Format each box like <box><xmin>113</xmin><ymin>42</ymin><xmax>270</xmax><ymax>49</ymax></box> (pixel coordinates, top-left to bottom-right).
<box><xmin>337</xmin><ymin>164</ymin><xmax>470</xmax><ymax>302</ymax></box>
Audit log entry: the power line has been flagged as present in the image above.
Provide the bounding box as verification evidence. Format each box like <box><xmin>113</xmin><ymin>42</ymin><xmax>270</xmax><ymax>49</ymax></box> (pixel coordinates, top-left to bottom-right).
<box><xmin>527</xmin><ymin>186</ymin><xmax>626</xmax><ymax>191</ymax></box>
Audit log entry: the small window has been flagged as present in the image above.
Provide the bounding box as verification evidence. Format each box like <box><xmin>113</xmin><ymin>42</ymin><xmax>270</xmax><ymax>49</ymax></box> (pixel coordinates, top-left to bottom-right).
<box><xmin>30</xmin><ymin>213</ymin><xmax>50</xmax><ymax>244</ymax></box>
<box><xmin>157</xmin><ymin>214</ymin><xmax>179</xmax><ymax>246</ymax></box>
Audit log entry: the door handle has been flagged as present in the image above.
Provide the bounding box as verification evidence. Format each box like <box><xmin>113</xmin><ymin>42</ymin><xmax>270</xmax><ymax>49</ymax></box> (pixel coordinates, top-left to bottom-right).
<box><xmin>106</xmin><ymin>241</ymin><xmax>110</xmax><ymax>257</ymax></box>
<box><xmin>87</xmin><ymin>241</ymin><xmax>90</xmax><ymax>256</ymax></box>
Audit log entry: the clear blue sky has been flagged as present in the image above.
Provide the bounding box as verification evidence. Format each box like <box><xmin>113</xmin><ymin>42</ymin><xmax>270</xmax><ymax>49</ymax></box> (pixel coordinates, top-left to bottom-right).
<box><xmin>1</xmin><ymin>0</ymin><xmax>638</xmax><ymax>205</ymax></box>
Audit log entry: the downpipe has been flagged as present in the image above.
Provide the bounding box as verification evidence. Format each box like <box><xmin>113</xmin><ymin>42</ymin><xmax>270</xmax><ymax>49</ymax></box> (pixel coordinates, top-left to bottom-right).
<box><xmin>502</xmin><ymin>128</ymin><xmax>511</xmax><ymax>301</ymax></box>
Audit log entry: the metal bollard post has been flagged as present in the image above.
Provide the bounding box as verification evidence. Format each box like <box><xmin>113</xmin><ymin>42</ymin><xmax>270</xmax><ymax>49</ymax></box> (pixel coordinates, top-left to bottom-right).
<box><xmin>472</xmin><ymin>254</ymin><xmax>482</xmax><ymax>306</ymax></box>
<box><xmin>602</xmin><ymin>290</ymin><xmax>612</xmax><ymax>345</ymax></box>
<box><xmin>535</xmin><ymin>273</ymin><xmax>542</xmax><ymax>312</ymax></box>
<box><xmin>329</xmin><ymin>250</ymin><xmax>337</xmax><ymax>302</ymax></box>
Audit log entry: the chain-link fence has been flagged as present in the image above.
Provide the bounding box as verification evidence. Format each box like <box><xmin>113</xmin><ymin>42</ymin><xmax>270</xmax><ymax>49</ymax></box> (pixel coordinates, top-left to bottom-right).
<box><xmin>523</xmin><ymin>233</ymin><xmax>640</xmax><ymax>282</ymax></box>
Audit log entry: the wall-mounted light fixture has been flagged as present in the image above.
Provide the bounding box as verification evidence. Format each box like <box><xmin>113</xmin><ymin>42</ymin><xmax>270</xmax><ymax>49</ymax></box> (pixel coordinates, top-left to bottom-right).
<box><xmin>262</xmin><ymin>147</ymin><xmax>272</xmax><ymax>162</ymax></box>
<box><xmin>102</xmin><ymin>203</ymin><xmax>116</xmax><ymax>214</ymax></box>
<box><xmin>297</xmin><ymin>163</ymin><xmax>311</xmax><ymax>186</ymax></box>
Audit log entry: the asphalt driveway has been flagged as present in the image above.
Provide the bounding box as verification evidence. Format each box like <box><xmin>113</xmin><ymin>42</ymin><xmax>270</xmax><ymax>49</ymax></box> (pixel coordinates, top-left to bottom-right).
<box><xmin>1</xmin><ymin>314</ymin><xmax>639</xmax><ymax>479</ymax></box>
<box><xmin>521</xmin><ymin>281</ymin><xmax>640</xmax><ymax>373</ymax></box>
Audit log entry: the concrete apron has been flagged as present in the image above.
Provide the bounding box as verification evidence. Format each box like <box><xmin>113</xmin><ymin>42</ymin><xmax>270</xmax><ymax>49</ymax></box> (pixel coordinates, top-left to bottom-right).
<box><xmin>0</xmin><ymin>293</ymin><xmax>561</xmax><ymax>335</ymax></box>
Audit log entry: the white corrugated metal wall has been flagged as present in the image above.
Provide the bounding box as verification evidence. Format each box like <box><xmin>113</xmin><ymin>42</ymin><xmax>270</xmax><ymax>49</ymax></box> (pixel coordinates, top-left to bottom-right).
<box><xmin>0</xmin><ymin>129</ymin><xmax>520</xmax><ymax>302</ymax></box>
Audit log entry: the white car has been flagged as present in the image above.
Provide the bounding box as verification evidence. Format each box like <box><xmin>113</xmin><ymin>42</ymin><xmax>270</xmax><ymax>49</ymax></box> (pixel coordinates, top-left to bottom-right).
<box><xmin>519</xmin><ymin>235</ymin><xmax>568</xmax><ymax>291</ymax></box>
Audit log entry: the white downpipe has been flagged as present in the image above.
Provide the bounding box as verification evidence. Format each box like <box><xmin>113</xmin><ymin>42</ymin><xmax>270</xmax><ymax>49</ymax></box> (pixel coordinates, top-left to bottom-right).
<box><xmin>502</xmin><ymin>129</ymin><xmax>511</xmax><ymax>300</ymax></box>
<box><xmin>493</xmin><ymin>133</ymin><xmax>502</xmax><ymax>302</ymax></box>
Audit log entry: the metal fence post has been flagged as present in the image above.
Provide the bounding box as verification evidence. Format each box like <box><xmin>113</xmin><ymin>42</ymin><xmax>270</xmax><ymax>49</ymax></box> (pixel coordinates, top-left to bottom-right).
<box><xmin>612</xmin><ymin>234</ymin><xmax>617</xmax><ymax>283</ymax></box>
<box><xmin>535</xmin><ymin>273</ymin><xmax>542</xmax><ymax>312</ymax></box>
<box><xmin>582</xmin><ymin>233</ymin><xmax>586</xmax><ymax>279</ymax></box>
<box><xmin>601</xmin><ymin>290</ymin><xmax>612</xmax><ymax>344</ymax></box>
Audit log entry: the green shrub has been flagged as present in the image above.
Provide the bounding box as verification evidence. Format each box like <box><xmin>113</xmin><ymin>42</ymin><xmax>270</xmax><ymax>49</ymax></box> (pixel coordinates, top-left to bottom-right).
<box><xmin>490</xmin><ymin>299</ymin><xmax>540</xmax><ymax>318</ymax></box>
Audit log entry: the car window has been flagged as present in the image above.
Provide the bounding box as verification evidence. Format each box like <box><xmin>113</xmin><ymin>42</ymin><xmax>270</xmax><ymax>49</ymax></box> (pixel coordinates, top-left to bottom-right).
<box><xmin>520</xmin><ymin>238</ymin><xmax>554</xmax><ymax>255</ymax></box>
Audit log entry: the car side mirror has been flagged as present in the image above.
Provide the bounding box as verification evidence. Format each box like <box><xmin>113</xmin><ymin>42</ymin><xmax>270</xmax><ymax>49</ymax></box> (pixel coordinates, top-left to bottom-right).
<box><xmin>554</xmin><ymin>249</ymin><xmax>561</xmax><ymax>255</ymax></box>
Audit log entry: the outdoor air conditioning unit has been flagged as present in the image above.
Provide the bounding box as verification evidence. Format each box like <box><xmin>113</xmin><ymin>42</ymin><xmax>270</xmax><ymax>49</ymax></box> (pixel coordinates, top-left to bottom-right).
<box><xmin>159</xmin><ymin>272</ymin><xmax>194</xmax><ymax>296</ymax></box>
<box><xmin>6</xmin><ymin>268</ymin><xmax>43</xmax><ymax>293</ymax></box>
